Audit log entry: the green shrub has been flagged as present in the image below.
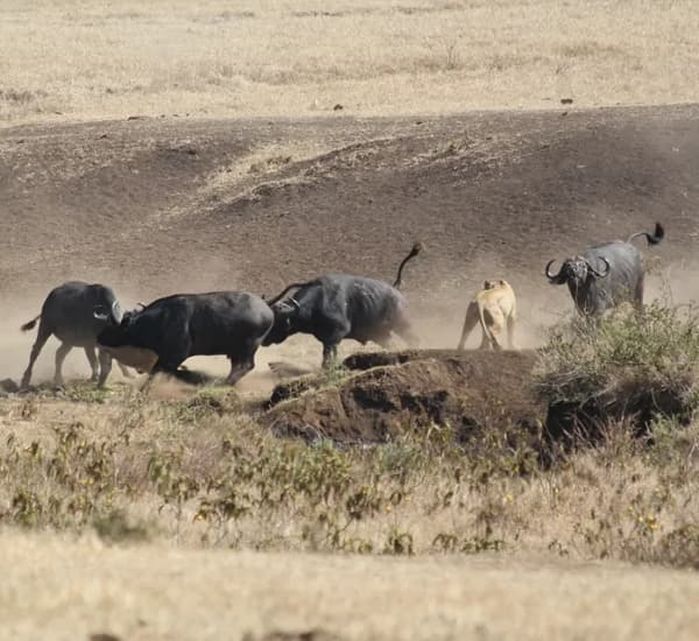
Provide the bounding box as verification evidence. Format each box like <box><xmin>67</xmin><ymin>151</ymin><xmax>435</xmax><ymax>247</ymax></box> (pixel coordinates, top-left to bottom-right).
<box><xmin>536</xmin><ymin>303</ymin><xmax>699</xmax><ymax>406</ymax></box>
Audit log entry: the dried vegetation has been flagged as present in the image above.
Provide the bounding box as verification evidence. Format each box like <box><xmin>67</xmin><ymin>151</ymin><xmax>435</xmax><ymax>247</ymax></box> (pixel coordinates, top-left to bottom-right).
<box><xmin>0</xmin><ymin>304</ymin><xmax>697</xmax><ymax>571</ymax></box>
<box><xmin>1</xmin><ymin>0</ymin><xmax>698</xmax><ymax>124</ymax></box>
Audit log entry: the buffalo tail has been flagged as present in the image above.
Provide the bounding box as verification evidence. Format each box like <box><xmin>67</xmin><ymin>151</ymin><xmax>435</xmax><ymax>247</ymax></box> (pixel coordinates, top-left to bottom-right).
<box><xmin>20</xmin><ymin>315</ymin><xmax>40</xmax><ymax>332</ymax></box>
<box><xmin>393</xmin><ymin>241</ymin><xmax>423</xmax><ymax>289</ymax></box>
<box><xmin>628</xmin><ymin>222</ymin><xmax>664</xmax><ymax>246</ymax></box>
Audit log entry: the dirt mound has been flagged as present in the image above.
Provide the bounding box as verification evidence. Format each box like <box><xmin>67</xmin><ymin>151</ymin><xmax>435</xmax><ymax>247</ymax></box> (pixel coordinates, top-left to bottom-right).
<box><xmin>263</xmin><ymin>350</ymin><xmax>543</xmax><ymax>443</ymax></box>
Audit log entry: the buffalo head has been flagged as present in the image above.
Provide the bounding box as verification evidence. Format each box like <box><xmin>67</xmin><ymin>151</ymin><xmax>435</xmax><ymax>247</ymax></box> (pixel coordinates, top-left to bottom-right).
<box><xmin>262</xmin><ymin>297</ymin><xmax>301</xmax><ymax>346</ymax></box>
<box><xmin>95</xmin><ymin>308</ymin><xmax>157</xmax><ymax>371</ymax></box>
<box><xmin>545</xmin><ymin>255</ymin><xmax>610</xmax><ymax>287</ymax></box>
<box><xmin>94</xmin><ymin>307</ymin><xmax>137</xmax><ymax>347</ymax></box>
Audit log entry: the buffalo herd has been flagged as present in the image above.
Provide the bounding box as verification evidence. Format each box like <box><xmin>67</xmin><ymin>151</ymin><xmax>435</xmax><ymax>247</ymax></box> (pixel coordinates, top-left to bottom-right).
<box><xmin>18</xmin><ymin>224</ymin><xmax>664</xmax><ymax>390</ymax></box>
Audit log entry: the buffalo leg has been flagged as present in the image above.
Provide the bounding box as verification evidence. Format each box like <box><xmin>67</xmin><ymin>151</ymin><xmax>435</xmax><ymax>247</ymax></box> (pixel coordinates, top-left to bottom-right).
<box><xmin>634</xmin><ymin>275</ymin><xmax>644</xmax><ymax>311</ymax></box>
<box><xmin>20</xmin><ymin>322</ymin><xmax>52</xmax><ymax>389</ymax></box>
<box><xmin>84</xmin><ymin>347</ymin><xmax>99</xmax><ymax>381</ymax></box>
<box><xmin>149</xmin><ymin>348</ymin><xmax>188</xmax><ymax>384</ymax></box>
<box><xmin>226</xmin><ymin>354</ymin><xmax>255</xmax><ymax>386</ymax></box>
<box><xmin>148</xmin><ymin>333</ymin><xmax>191</xmax><ymax>384</ymax></box>
<box><xmin>322</xmin><ymin>342</ymin><xmax>339</xmax><ymax>369</ymax></box>
<box><xmin>54</xmin><ymin>343</ymin><xmax>72</xmax><ymax>387</ymax></box>
<box><xmin>97</xmin><ymin>350</ymin><xmax>113</xmax><ymax>388</ymax></box>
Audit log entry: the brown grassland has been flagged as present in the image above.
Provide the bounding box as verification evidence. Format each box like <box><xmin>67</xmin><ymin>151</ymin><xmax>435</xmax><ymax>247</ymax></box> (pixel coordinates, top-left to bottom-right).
<box><xmin>1</xmin><ymin>0</ymin><xmax>698</xmax><ymax>124</ymax></box>
<box><xmin>1</xmin><ymin>1</ymin><xmax>699</xmax><ymax>640</ymax></box>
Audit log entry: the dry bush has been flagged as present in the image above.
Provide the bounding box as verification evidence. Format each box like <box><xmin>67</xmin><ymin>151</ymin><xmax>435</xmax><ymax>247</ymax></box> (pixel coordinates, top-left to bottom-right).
<box><xmin>0</xmin><ymin>375</ymin><xmax>696</xmax><ymax>569</ymax></box>
<box><xmin>534</xmin><ymin>303</ymin><xmax>699</xmax><ymax>451</ymax></box>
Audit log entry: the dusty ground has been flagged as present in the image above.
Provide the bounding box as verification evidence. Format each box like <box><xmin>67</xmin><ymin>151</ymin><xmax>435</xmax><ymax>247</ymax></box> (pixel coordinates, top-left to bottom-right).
<box><xmin>2</xmin><ymin>531</ymin><xmax>698</xmax><ymax>641</ymax></box>
<box><xmin>2</xmin><ymin>103</ymin><xmax>698</xmax><ymax>383</ymax></box>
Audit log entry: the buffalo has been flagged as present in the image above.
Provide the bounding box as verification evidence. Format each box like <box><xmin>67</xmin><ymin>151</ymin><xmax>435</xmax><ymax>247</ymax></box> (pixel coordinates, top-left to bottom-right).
<box><xmin>20</xmin><ymin>281</ymin><xmax>134</xmax><ymax>389</ymax></box>
<box><xmin>545</xmin><ymin>223</ymin><xmax>664</xmax><ymax>316</ymax></box>
<box><xmin>263</xmin><ymin>243</ymin><xmax>422</xmax><ymax>367</ymax></box>
<box><xmin>96</xmin><ymin>291</ymin><xmax>273</xmax><ymax>385</ymax></box>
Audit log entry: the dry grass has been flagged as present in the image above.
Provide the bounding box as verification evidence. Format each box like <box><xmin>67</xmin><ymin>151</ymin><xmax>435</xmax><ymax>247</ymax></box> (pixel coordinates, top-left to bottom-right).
<box><xmin>0</xmin><ymin>377</ymin><xmax>697</xmax><ymax>562</ymax></box>
<box><xmin>2</xmin><ymin>0</ymin><xmax>698</xmax><ymax>125</ymax></box>
<box><xmin>2</xmin><ymin>530</ymin><xmax>699</xmax><ymax>641</ymax></box>
<box><xmin>1</xmin><ymin>308</ymin><xmax>699</xmax><ymax>638</ymax></box>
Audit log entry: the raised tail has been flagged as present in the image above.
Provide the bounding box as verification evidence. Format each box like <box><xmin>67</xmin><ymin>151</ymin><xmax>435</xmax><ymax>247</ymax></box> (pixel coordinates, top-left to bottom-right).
<box><xmin>393</xmin><ymin>242</ymin><xmax>423</xmax><ymax>289</ymax></box>
<box><xmin>20</xmin><ymin>314</ymin><xmax>41</xmax><ymax>332</ymax></box>
<box><xmin>627</xmin><ymin>222</ymin><xmax>664</xmax><ymax>246</ymax></box>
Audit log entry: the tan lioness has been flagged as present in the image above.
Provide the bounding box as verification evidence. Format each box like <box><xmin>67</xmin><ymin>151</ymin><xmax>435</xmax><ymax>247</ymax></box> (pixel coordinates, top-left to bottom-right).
<box><xmin>457</xmin><ymin>279</ymin><xmax>517</xmax><ymax>351</ymax></box>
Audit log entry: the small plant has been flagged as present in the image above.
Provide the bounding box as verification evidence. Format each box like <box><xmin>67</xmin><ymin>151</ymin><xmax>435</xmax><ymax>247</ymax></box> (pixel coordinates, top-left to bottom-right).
<box><xmin>383</xmin><ymin>527</ymin><xmax>414</xmax><ymax>555</ymax></box>
<box><xmin>92</xmin><ymin>509</ymin><xmax>153</xmax><ymax>544</ymax></box>
<box><xmin>654</xmin><ymin>524</ymin><xmax>699</xmax><ymax>569</ymax></box>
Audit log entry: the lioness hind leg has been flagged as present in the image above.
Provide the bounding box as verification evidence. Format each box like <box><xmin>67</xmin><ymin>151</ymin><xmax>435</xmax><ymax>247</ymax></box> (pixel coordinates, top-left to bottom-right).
<box><xmin>482</xmin><ymin>307</ymin><xmax>503</xmax><ymax>351</ymax></box>
<box><xmin>458</xmin><ymin>302</ymin><xmax>479</xmax><ymax>351</ymax></box>
<box><xmin>506</xmin><ymin>314</ymin><xmax>517</xmax><ymax>350</ymax></box>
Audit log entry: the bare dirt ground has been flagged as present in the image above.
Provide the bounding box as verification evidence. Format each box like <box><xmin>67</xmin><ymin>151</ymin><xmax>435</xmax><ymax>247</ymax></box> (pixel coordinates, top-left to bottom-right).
<box><xmin>2</xmin><ymin>103</ymin><xmax>698</xmax><ymax>382</ymax></box>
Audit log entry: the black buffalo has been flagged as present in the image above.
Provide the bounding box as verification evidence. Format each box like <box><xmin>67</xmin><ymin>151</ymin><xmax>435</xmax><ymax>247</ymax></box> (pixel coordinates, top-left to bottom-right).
<box><xmin>20</xmin><ymin>281</ymin><xmax>133</xmax><ymax>389</ymax></box>
<box><xmin>545</xmin><ymin>223</ymin><xmax>664</xmax><ymax>316</ymax></box>
<box><xmin>263</xmin><ymin>243</ymin><xmax>422</xmax><ymax>367</ymax></box>
<box><xmin>96</xmin><ymin>291</ymin><xmax>273</xmax><ymax>385</ymax></box>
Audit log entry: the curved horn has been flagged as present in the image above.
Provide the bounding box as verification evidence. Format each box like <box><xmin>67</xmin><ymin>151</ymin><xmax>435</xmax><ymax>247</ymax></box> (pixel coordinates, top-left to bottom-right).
<box><xmin>267</xmin><ymin>281</ymin><xmax>314</xmax><ymax>306</ymax></box>
<box><xmin>545</xmin><ymin>259</ymin><xmax>565</xmax><ymax>283</ymax></box>
<box><xmin>587</xmin><ymin>257</ymin><xmax>610</xmax><ymax>278</ymax></box>
<box><xmin>288</xmin><ymin>297</ymin><xmax>301</xmax><ymax>311</ymax></box>
<box><xmin>111</xmin><ymin>300</ymin><xmax>123</xmax><ymax>324</ymax></box>
<box><xmin>93</xmin><ymin>310</ymin><xmax>109</xmax><ymax>321</ymax></box>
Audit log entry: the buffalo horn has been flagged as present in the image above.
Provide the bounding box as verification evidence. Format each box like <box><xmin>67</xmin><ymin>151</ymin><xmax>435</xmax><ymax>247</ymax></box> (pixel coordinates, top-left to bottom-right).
<box><xmin>545</xmin><ymin>259</ymin><xmax>564</xmax><ymax>282</ymax></box>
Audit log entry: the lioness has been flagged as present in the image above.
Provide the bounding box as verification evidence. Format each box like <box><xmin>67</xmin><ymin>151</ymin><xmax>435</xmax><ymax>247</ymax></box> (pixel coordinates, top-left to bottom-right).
<box><xmin>457</xmin><ymin>279</ymin><xmax>517</xmax><ymax>351</ymax></box>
